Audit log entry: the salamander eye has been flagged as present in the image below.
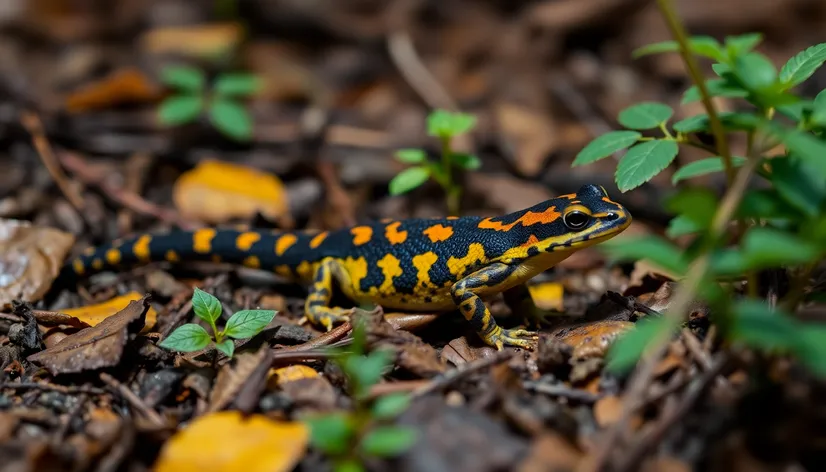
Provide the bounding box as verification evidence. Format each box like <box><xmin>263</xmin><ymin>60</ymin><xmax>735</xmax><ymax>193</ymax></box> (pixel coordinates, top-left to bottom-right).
<box><xmin>563</xmin><ymin>211</ymin><xmax>590</xmax><ymax>230</ymax></box>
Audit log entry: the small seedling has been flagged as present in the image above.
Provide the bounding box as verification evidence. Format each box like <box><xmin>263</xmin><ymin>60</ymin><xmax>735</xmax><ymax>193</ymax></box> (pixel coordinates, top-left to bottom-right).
<box><xmin>389</xmin><ymin>109</ymin><xmax>481</xmax><ymax>214</ymax></box>
<box><xmin>157</xmin><ymin>65</ymin><xmax>261</xmax><ymax>141</ymax></box>
<box><xmin>303</xmin><ymin>320</ymin><xmax>417</xmax><ymax>472</ymax></box>
<box><xmin>159</xmin><ymin>287</ymin><xmax>275</xmax><ymax>359</ymax></box>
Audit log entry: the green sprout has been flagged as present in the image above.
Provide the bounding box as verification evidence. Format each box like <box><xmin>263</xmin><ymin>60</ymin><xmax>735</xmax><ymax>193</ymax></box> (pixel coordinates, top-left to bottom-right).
<box><xmin>158</xmin><ymin>287</ymin><xmax>275</xmax><ymax>359</ymax></box>
<box><xmin>389</xmin><ymin>109</ymin><xmax>481</xmax><ymax>214</ymax></box>
<box><xmin>157</xmin><ymin>65</ymin><xmax>261</xmax><ymax>141</ymax></box>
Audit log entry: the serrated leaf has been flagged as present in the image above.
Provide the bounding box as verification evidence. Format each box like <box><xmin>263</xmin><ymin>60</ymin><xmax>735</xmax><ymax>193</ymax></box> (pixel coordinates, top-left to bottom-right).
<box><xmin>214</xmin><ymin>73</ymin><xmax>262</xmax><ymax>96</ymax></box>
<box><xmin>572</xmin><ymin>130</ymin><xmax>641</xmax><ymax>166</ymax></box>
<box><xmin>395</xmin><ymin>149</ymin><xmax>427</xmax><ymax>164</ymax></box>
<box><xmin>158</xmin><ymin>95</ymin><xmax>203</xmax><ymax>126</ymax></box>
<box><xmin>450</xmin><ymin>153</ymin><xmax>481</xmax><ymax>170</ymax></box>
<box><xmin>606</xmin><ymin>315</ymin><xmax>677</xmax><ymax>374</ymax></box>
<box><xmin>216</xmin><ymin>339</ymin><xmax>235</xmax><ymax>358</ymax></box>
<box><xmin>615</xmin><ymin>140</ymin><xmax>679</xmax><ymax>192</ymax></box>
<box><xmin>671</xmin><ymin>156</ymin><xmax>747</xmax><ymax>184</ymax></box>
<box><xmin>159</xmin><ymin>324</ymin><xmax>212</xmax><ymax>352</ymax></box>
<box><xmin>779</xmin><ymin>43</ymin><xmax>826</xmax><ymax>87</ymax></box>
<box><xmin>360</xmin><ymin>426</ymin><xmax>417</xmax><ymax>457</ymax></box>
<box><xmin>600</xmin><ymin>235</ymin><xmax>689</xmax><ymax>276</ymax></box>
<box><xmin>306</xmin><ymin>413</ymin><xmax>354</xmax><ymax>455</ymax></box>
<box><xmin>371</xmin><ymin>393</ymin><xmax>411</xmax><ymax>419</ymax></box>
<box><xmin>224</xmin><ymin>309</ymin><xmax>276</xmax><ymax>339</ymax></box>
<box><xmin>388</xmin><ymin>167</ymin><xmax>430</xmax><ymax>195</ymax></box>
<box><xmin>672</xmin><ymin>112</ymin><xmax>756</xmax><ymax>134</ymax></box>
<box><xmin>617</xmin><ymin>102</ymin><xmax>674</xmax><ymax>130</ymax></box>
<box><xmin>733</xmin><ymin>52</ymin><xmax>778</xmax><ymax>91</ymax></box>
<box><xmin>208</xmin><ymin>98</ymin><xmax>253</xmax><ymax>141</ymax></box>
<box><xmin>633</xmin><ymin>36</ymin><xmax>724</xmax><ymax>61</ymax></box>
<box><xmin>159</xmin><ymin>66</ymin><xmax>205</xmax><ymax>92</ymax></box>
<box><xmin>192</xmin><ymin>287</ymin><xmax>222</xmax><ymax>324</ymax></box>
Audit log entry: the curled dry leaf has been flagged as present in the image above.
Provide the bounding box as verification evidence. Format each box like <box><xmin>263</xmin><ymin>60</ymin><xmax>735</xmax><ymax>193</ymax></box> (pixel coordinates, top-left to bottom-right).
<box><xmin>554</xmin><ymin>320</ymin><xmax>634</xmax><ymax>360</ymax></box>
<box><xmin>208</xmin><ymin>345</ymin><xmax>270</xmax><ymax>413</ymax></box>
<box><xmin>64</xmin><ymin>67</ymin><xmax>162</xmax><ymax>113</ymax></box>
<box><xmin>153</xmin><ymin>411</ymin><xmax>308</xmax><ymax>472</ymax></box>
<box><xmin>267</xmin><ymin>365</ymin><xmax>319</xmax><ymax>389</ymax></box>
<box><xmin>173</xmin><ymin>160</ymin><xmax>290</xmax><ymax>224</ymax></box>
<box><xmin>61</xmin><ymin>291</ymin><xmax>158</xmax><ymax>332</ymax></box>
<box><xmin>0</xmin><ymin>219</ymin><xmax>75</xmax><ymax>309</ymax></box>
<box><xmin>27</xmin><ymin>295</ymin><xmax>150</xmax><ymax>375</ymax></box>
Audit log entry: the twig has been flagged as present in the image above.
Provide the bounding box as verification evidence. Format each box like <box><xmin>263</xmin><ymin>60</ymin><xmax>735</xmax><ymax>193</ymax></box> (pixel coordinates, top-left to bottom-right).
<box><xmin>20</xmin><ymin>111</ymin><xmax>86</xmax><ymax>211</ymax></box>
<box><xmin>412</xmin><ymin>350</ymin><xmax>515</xmax><ymax>398</ymax></box>
<box><xmin>58</xmin><ymin>151</ymin><xmax>198</xmax><ymax>230</ymax></box>
<box><xmin>522</xmin><ymin>381</ymin><xmax>603</xmax><ymax>403</ymax></box>
<box><xmin>387</xmin><ymin>29</ymin><xmax>458</xmax><ymax>111</ymax></box>
<box><xmin>99</xmin><ymin>372</ymin><xmax>166</xmax><ymax>428</ymax></box>
<box><xmin>274</xmin><ymin>321</ymin><xmax>352</xmax><ymax>352</ymax></box>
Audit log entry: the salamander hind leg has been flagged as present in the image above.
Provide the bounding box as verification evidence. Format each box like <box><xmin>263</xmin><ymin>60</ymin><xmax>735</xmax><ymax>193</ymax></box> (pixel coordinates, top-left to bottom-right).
<box><xmin>450</xmin><ymin>263</ymin><xmax>539</xmax><ymax>350</ymax></box>
<box><xmin>304</xmin><ymin>258</ymin><xmax>354</xmax><ymax>331</ymax></box>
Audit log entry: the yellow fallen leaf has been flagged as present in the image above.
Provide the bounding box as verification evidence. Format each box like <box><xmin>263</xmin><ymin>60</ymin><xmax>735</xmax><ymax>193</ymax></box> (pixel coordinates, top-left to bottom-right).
<box><xmin>268</xmin><ymin>365</ymin><xmax>319</xmax><ymax>389</ymax></box>
<box><xmin>173</xmin><ymin>160</ymin><xmax>290</xmax><ymax>224</ymax></box>
<box><xmin>528</xmin><ymin>282</ymin><xmax>564</xmax><ymax>311</ymax></box>
<box><xmin>63</xmin><ymin>291</ymin><xmax>157</xmax><ymax>332</ymax></box>
<box><xmin>153</xmin><ymin>411</ymin><xmax>308</xmax><ymax>472</ymax></box>
<box><xmin>140</xmin><ymin>23</ymin><xmax>243</xmax><ymax>58</ymax></box>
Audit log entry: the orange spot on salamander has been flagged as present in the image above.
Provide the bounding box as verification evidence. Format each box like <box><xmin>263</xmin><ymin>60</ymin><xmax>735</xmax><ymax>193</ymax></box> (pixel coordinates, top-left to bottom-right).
<box><xmin>166</xmin><ymin>250</ymin><xmax>179</xmax><ymax>262</ymax></box>
<box><xmin>309</xmin><ymin>232</ymin><xmax>328</xmax><ymax>249</ymax></box>
<box><xmin>72</xmin><ymin>259</ymin><xmax>85</xmax><ymax>274</ymax></box>
<box><xmin>105</xmin><ymin>249</ymin><xmax>121</xmax><ymax>265</ymax></box>
<box><xmin>236</xmin><ymin>232</ymin><xmax>261</xmax><ymax>251</ymax></box>
<box><xmin>243</xmin><ymin>255</ymin><xmax>261</xmax><ymax>268</ymax></box>
<box><xmin>193</xmin><ymin>229</ymin><xmax>217</xmax><ymax>253</ymax></box>
<box><xmin>520</xmin><ymin>235</ymin><xmax>540</xmax><ymax>247</ymax></box>
<box><xmin>478</xmin><ymin>206</ymin><xmax>561</xmax><ymax>232</ymax></box>
<box><xmin>446</xmin><ymin>216</ymin><xmax>459</xmax><ymax>220</ymax></box>
<box><xmin>275</xmin><ymin>234</ymin><xmax>298</xmax><ymax>256</ymax></box>
<box><xmin>385</xmin><ymin>222</ymin><xmax>407</xmax><ymax>245</ymax></box>
<box><xmin>351</xmin><ymin>226</ymin><xmax>373</xmax><ymax>246</ymax></box>
<box><xmin>133</xmin><ymin>235</ymin><xmax>152</xmax><ymax>261</ymax></box>
<box><xmin>423</xmin><ymin>224</ymin><xmax>454</xmax><ymax>243</ymax></box>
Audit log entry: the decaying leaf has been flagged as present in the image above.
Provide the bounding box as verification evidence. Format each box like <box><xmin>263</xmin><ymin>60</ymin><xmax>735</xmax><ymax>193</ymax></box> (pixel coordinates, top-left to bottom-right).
<box><xmin>140</xmin><ymin>23</ymin><xmax>243</xmax><ymax>58</ymax></box>
<box><xmin>27</xmin><ymin>295</ymin><xmax>151</xmax><ymax>375</ymax></box>
<box><xmin>64</xmin><ymin>67</ymin><xmax>162</xmax><ymax>113</ymax></box>
<box><xmin>516</xmin><ymin>432</ymin><xmax>583</xmax><ymax>472</ymax></box>
<box><xmin>267</xmin><ymin>365</ymin><xmax>319</xmax><ymax>389</ymax></box>
<box><xmin>153</xmin><ymin>411</ymin><xmax>308</xmax><ymax>472</ymax></box>
<box><xmin>61</xmin><ymin>291</ymin><xmax>158</xmax><ymax>332</ymax></box>
<box><xmin>0</xmin><ymin>219</ymin><xmax>75</xmax><ymax>309</ymax></box>
<box><xmin>172</xmin><ymin>160</ymin><xmax>290</xmax><ymax>224</ymax></box>
<box><xmin>208</xmin><ymin>345</ymin><xmax>269</xmax><ymax>413</ymax></box>
<box><xmin>554</xmin><ymin>321</ymin><xmax>634</xmax><ymax>360</ymax></box>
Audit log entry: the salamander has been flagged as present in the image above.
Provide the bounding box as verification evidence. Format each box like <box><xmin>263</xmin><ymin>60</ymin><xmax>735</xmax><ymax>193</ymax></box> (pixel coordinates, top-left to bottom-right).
<box><xmin>60</xmin><ymin>184</ymin><xmax>631</xmax><ymax>350</ymax></box>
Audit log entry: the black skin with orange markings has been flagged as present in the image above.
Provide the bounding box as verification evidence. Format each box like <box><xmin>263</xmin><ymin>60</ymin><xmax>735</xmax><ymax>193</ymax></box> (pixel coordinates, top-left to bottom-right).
<box><xmin>60</xmin><ymin>184</ymin><xmax>631</xmax><ymax>350</ymax></box>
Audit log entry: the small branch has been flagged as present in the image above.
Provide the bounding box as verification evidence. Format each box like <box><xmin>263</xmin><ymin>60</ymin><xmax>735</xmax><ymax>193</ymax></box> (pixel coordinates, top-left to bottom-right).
<box><xmin>411</xmin><ymin>350</ymin><xmax>514</xmax><ymax>398</ymax></box>
<box><xmin>99</xmin><ymin>372</ymin><xmax>166</xmax><ymax>428</ymax></box>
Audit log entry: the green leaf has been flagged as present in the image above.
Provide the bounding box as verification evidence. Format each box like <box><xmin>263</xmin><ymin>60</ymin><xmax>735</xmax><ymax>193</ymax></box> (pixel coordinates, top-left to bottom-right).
<box><xmin>632</xmin><ymin>36</ymin><xmax>724</xmax><ymax>62</ymax></box>
<box><xmin>213</xmin><ymin>73</ymin><xmax>262</xmax><ymax>96</ymax></box>
<box><xmin>208</xmin><ymin>98</ymin><xmax>254</xmax><ymax>141</ymax></box>
<box><xmin>158</xmin><ymin>95</ymin><xmax>203</xmax><ymax>126</ymax></box>
<box><xmin>388</xmin><ymin>167</ymin><xmax>430</xmax><ymax>195</ymax></box>
<box><xmin>682</xmin><ymin>79</ymin><xmax>748</xmax><ymax>104</ymax></box>
<box><xmin>600</xmin><ymin>235</ymin><xmax>689</xmax><ymax>276</ymax></box>
<box><xmin>450</xmin><ymin>153</ymin><xmax>481</xmax><ymax>170</ymax></box>
<box><xmin>778</xmin><ymin>43</ymin><xmax>826</xmax><ymax>87</ymax></box>
<box><xmin>224</xmin><ymin>309</ymin><xmax>276</xmax><ymax>339</ymax></box>
<box><xmin>216</xmin><ymin>339</ymin><xmax>235</xmax><ymax>358</ymax></box>
<box><xmin>730</xmin><ymin>299</ymin><xmax>800</xmax><ymax>352</ymax></box>
<box><xmin>360</xmin><ymin>426</ymin><xmax>417</xmax><ymax>457</ymax></box>
<box><xmin>159</xmin><ymin>324</ymin><xmax>212</xmax><ymax>352</ymax></box>
<box><xmin>671</xmin><ymin>156</ymin><xmax>747</xmax><ymax>184</ymax></box>
<box><xmin>736</xmin><ymin>189</ymin><xmax>801</xmax><ymax>221</ymax></box>
<box><xmin>395</xmin><ymin>149</ymin><xmax>427</xmax><ymax>164</ymax></box>
<box><xmin>665</xmin><ymin>214</ymin><xmax>703</xmax><ymax>238</ymax></box>
<box><xmin>665</xmin><ymin>188</ymin><xmax>718</xmax><ymax>232</ymax></box>
<box><xmin>672</xmin><ymin>112</ymin><xmax>757</xmax><ymax>134</ymax></box>
<box><xmin>617</xmin><ymin>102</ymin><xmax>674</xmax><ymax>130</ymax></box>
<box><xmin>159</xmin><ymin>66</ymin><xmax>205</xmax><ymax>92</ymax></box>
<box><xmin>811</xmin><ymin>89</ymin><xmax>826</xmax><ymax>127</ymax></box>
<box><xmin>742</xmin><ymin>226</ymin><xmax>821</xmax><ymax>268</ymax></box>
<box><xmin>306</xmin><ymin>413</ymin><xmax>354</xmax><ymax>455</ymax></box>
<box><xmin>768</xmin><ymin>124</ymin><xmax>826</xmax><ymax>178</ymax></box>
<box><xmin>371</xmin><ymin>393</ymin><xmax>411</xmax><ymax>419</ymax></box>
<box><xmin>606</xmin><ymin>316</ymin><xmax>677</xmax><ymax>374</ymax></box>
<box><xmin>796</xmin><ymin>324</ymin><xmax>826</xmax><ymax>377</ymax></box>
<box><xmin>777</xmin><ymin>100</ymin><xmax>814</xmax><ymax>122</ymax></box>
<box><xmin>345</xmin><ymin>349</ymin><xmax>394</xmax><ymax>395</ymax></box>
<box><xmin>192</xmin><ymin>287</ymin><xmax>222</xmax><ymax>324</ymax></box>
<box><xmin>572</xmin><ymin>131</ymin><xmax>641</xmax><ymax>166</ymax></box>
<box><xmin>615</xmin><ymin>140</ymin><xmax>679</xmax><ymax>192</ymax></box>
<box><xmin>770</xmin><ymin>156</ymin><xmax>826</xmax><ymax>218</ymax></box>
<box><xmin>725</xmin><ymin>33</ymin><xmax>763</xmax><ymax>57</ymax></box>
<box><xmin>733</xmin><ymin>52</ymin><xmax>777</xmax><ymax>91</ymax></box>
<box><xmin>711</xmin><ymin>63</ymin><xmax>731</xmax><ymax>77</ymax></box>
<box><xmin>334</xmin><ymin>460</ymin><xmax>366</xmax><ymax>472</ymax></box>
<box><xmin>426</xmin><ymin>109</ymin><xmax>476</xmax><ymax>137</ymax></box>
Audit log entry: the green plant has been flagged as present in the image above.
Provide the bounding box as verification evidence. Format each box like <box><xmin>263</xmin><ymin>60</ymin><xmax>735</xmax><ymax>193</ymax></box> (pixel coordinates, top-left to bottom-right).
<box><xmin>572</xmin><ymin>0</ymin><xmax>826</xmax><ymax>377</ymax></box>
<box><xmin>304</xmin><ymin>321</ymin><xmax>417</xmax><ymax>472</ymax></box>
<box><xmin>159</xmin><ymin>287</ymin><xmax>275</xmax><ymax>358</ymax></box>
<box><xmin>389</xmin><ymin>109</ymin><xmax>481</xmax><ymax>214</ymax></box>
<box><xmin>157</xmin><ymin>65</ymin><xmax>261</xmax><ymax>141</ymax></box>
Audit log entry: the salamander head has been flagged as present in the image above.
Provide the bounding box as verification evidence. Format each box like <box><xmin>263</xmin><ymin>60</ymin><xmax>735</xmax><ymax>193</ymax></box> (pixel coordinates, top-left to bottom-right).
<box><xmin>486</xmin><ymin>184</ymin><xmax>632</xmax><ymax>260</ymax></box>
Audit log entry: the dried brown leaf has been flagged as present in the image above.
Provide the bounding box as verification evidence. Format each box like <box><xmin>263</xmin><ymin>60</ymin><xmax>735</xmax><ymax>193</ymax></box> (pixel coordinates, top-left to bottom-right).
<box><xmin>517</xmin><ymin>432</ymin><xmax>583</xmax><ymax>472</ymax></box>
<box><xmin>208</xmin><ymin>345</ymin><xmax>269</xmax><ymax>413</ymax></box>
<box><xmin>27</xmin><ymin>295</ymin><xmax>150</xmax><ymax>375</ymax></box>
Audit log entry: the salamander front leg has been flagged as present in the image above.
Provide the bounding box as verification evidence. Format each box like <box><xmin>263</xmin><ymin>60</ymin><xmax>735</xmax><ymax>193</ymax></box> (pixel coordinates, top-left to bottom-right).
<box><xmin>304</xmin><ymin>258</ymin><xmax>353</xmax><ymax>331</ymax></box>
<box><xmin>450</xmin><ymin>263</ymin><xmax>539</xmax><ymax>350</ymax></box>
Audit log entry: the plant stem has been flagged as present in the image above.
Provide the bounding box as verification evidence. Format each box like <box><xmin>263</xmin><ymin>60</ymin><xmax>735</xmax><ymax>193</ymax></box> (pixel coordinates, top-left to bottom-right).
<box><xmin>440</xmin><ymin>136</ymin><xmax>460</xmax><ymax>214</ymax></box>
<box><xmin>655</xmin><ymin>0</ymin><xmax>735</xmax><ymax>187</ymax></box>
